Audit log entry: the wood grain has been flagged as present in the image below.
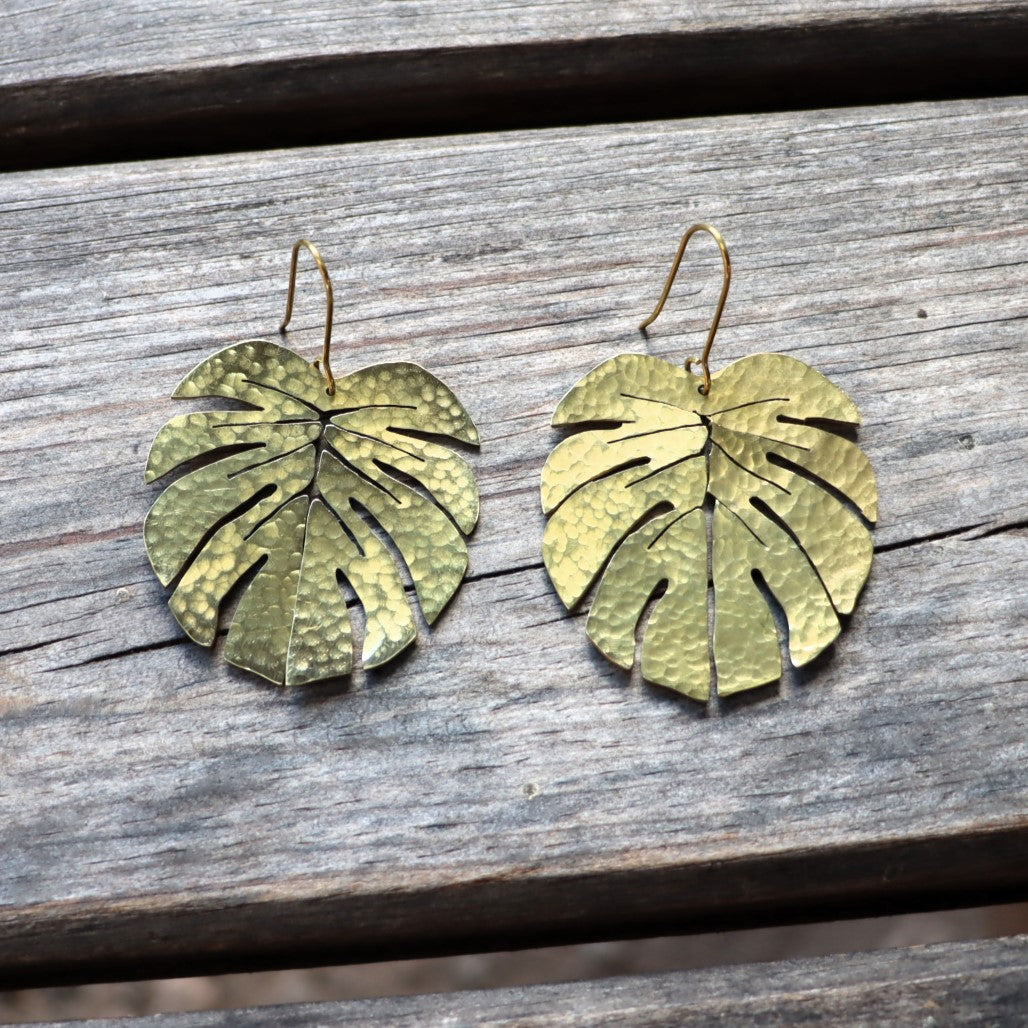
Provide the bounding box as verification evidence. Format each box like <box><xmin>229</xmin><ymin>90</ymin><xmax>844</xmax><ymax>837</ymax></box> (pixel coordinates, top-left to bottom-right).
<box><xmin>35</xmin><ymin>934</ymin><xmax>1028</xmax><ymax>1026</ymax></box>
<box><xmin>0</xmin><ymin>97</ymin><xmax>1026</xmax><ymax>985</ymax></box>
<box><xmin>2</xmin><ymin>1</ymin><xmax>1026</xmax><ymax>169</ymax></box>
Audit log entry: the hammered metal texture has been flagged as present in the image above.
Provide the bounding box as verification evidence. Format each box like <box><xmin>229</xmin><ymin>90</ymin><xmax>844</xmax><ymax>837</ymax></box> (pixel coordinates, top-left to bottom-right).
<box><xmin>542</xmin><ymin>352</ymin><xmax>877</xmax><ymax>700</ymax></box>
<box><xmin>144</xmin><ymin>339</ymin><xmax>479</xmax><ymax>685</ymax></box>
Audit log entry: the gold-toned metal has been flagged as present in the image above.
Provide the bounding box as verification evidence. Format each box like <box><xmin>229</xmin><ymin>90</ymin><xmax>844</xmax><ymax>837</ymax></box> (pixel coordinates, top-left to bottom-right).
<box><xmin>638</xmin><ymin>222</ymin><xmax>731</xmax><ymax>395</ymax></box>
<box><xmin>543</xmin><ymin>229</ymin><xmax>877</xmax><ymax>702</ymax></box>
<box><xmin>280</xmin><ymin>238</ymin><xmax>336</xmax><ymax>396</ymax></box>
<box><xmin>144</xmin><ymin>255</ymin><xmax>480</xmax><ymax>686</ymax></box>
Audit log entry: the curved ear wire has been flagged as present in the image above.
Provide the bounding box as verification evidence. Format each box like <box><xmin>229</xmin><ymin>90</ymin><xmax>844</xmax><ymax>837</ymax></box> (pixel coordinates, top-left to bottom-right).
<box><xmin>280</xmin><ymin>239</ymin><xmax>336</xmax><ymax>396</ymax></box>
<box><xmin>639</xmin><ymin>223</ymin><xmax>731</xmax><ymax>395</ymax></box>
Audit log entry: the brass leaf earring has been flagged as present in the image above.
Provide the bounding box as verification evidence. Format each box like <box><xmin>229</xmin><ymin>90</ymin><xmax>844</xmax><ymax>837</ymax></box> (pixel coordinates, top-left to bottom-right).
<box><xmin>541</xmin><ymin>224</ymin><xmax>877</xmax><ymax>701</ymax></box>
<box><xmin>144</xmin><ymin>240</ymin><xmax>480</xmax><ymax>686</ymax></box>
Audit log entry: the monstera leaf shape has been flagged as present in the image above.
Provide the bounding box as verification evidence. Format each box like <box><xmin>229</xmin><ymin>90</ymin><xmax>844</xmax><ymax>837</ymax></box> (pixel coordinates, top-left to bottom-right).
<box><xmin>542</xmin><ymin>352</ymin><xmax>877</xmax><ymax>701</ymax></box>
<box><xmin>144</xmin><ymin>340</ymin><xmax>479</xmax><ymax>685</ymax></box>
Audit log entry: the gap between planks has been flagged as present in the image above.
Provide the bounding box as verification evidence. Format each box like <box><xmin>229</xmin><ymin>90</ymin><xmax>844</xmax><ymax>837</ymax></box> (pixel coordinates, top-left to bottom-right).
<box><xmin>1</xmin><ymin>2</ymin><xmax>1027</xmax><ymax>169</ymax></box>
<box><xmin>26</xmin><ymin>933</ymin><xmax>1028</xmax><ymax>1027</ymax></box>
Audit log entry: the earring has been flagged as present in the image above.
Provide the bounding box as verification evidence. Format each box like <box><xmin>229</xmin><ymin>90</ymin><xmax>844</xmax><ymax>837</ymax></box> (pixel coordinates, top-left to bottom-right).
<box><xmin>541</xmin><ymin>224</ymin><xmax>877</xmax><ymax>701</ymax></box>
<box><xmin>144</xmin><ymin>240</ymin><xmax>480</xmax><ymax>686</ymax></box>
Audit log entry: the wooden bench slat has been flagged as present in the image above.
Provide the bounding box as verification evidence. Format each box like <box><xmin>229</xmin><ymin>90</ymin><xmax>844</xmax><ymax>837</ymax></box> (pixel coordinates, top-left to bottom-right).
<box><xmin>2</xmin><ymin>2</ymin><xmax>1026</xmax><ymax>170</ymax></box>
<box><xmin>0</xmin><ymin>97</ymin><xmax>1025</xmax><ymax>985</ymax></box>
<box><xmin>34</xmin><ymin>934</ymin><xmax>1028</xmax><ymax>1026</ymax></box>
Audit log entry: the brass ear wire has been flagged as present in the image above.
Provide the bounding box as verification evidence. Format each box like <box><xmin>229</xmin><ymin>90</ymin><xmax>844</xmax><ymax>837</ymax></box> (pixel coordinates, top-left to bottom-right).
<box><xmin>639</xmin><ymin>223</ymin><xmax>731</xmax><ymax>395</ymax></box>
<box><xmin>280</xmin><ymin>239</ymin><xmax>336</xmax><ymax>396</ymax></box>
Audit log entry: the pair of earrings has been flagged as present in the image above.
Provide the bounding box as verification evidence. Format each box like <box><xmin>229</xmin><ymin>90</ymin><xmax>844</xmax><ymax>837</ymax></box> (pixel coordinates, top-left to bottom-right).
<box><xmin>144</xmin><ymin>229</ymin><xmax>877</xmax><ymax>702</ymax></box>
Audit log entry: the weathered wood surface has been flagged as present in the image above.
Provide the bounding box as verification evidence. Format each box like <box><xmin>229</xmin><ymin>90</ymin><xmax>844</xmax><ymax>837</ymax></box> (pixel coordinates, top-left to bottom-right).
<box><xmin>0</xmin><ymin>97</ymin><xmax>1026</xmax><ymax>985</ymax></box>
<box><xmin>36</xmin><ymin>934</ymin><xmax>1028</xmax><ymax>1026</ymax></box>
<box><xmin>3</xmin><ymin>1</ymin><xmax>1026</xmax><ymax>169</ymax></box>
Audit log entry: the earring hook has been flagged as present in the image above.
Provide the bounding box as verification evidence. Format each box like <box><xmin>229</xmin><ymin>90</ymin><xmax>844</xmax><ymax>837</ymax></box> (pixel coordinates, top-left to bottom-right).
<box><xmin>279</xmin><ymin>239</ymin><xmax>336</xmax><ymax>396</ymax></box>
<box><xmin>638</xmin><ymin>223</ymin><xmax>731</xmax><ymax>395</ymax></box>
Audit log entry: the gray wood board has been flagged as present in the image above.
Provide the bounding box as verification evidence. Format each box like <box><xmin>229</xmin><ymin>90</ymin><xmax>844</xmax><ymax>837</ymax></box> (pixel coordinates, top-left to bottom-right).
<box><xmin>2</xmin><ymin>1</ymin><xmax>1026</xmax><ymax>169</ymax></box>
<box><xmin>0</xmin><ymin>97</ymin><xmax>1026</xmax><ymax>984</ymax></box>
<box><xmin>36</xmin><ymin>934</ymin><xmax>1028</xmax><ymax>1026</ymax></box>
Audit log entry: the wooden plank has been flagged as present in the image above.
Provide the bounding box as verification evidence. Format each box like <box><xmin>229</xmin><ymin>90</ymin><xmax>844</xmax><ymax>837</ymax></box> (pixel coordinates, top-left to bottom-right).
<box><xmin>33</xmin><ymin>934</ymin><xmax>1028</xmax><ymax>1026</ymax></box>
<box><xmin>2</xmin><ymin>1</ymin><xmax>1027</xmax><ymax>170</ymax></box>
<box><xmin>0</xmin><ymin>97</ymin><xmax>1026</xmax><ymax>986</ymax></box>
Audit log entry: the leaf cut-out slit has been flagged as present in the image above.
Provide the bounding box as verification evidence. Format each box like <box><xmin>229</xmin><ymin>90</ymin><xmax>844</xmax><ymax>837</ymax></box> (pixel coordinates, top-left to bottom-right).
<box><xmin>716</xmin><ymin>498</ymin><xmax>766</xmax><ymax>546</ymax></box>
<box><xmin>777</xmin><ymin>413</ymin><xmax>859</xmax><ymax>440</ymax></box>
<box><xmin>749</xmin><ymin>495</ymin><xmax>835</xmax><ymax>612</ymax></box>
<box><xmin>226</xmin><ymin>442</ymin><xmax>313</xmax><ymax>479</ymax></box>
<box><xmin>710</xmin><ymin>438</ymin><xmax>790</xmax><ymax>493</ymax></box>
<box><xmin>163</xmin><ymin>482</ymin><xmax>278</xmax><ymax>591</ymax></box>
<box><xmin>766</xmin><ymin>451</ymin><xmax>876</xmax><ymax>526</ymax></box>
<box><xmin>629</xmin><ymin>451</ymin><xmax>705</xmax><ymax>488</ymax></box>
<box><xmin>620</xmin><ymin>391</ymin><xmax>685</xmax><ymax>410</ymax></box>
<box><xmin>648</xmin><ymin>506</ymin><xmax>702</xmax><ymax>549</ymax></box>
<box><xmin>617</xmin><ymin>421</ymin><xmax>710</xmax><ymax>444</ymax></box>
<box><xmin>328</xmin><ymin>402</ymin><xmax>418</xmax><ymax>416</ymax></box>
<box><xmin>337</xmin><ymin>427</ymin><xmax>426</xmax><ymax>462</ymax></box>
<box><xmin>242</xmin><ymin>376</ymin><xmax>323</xmax><ymax>416</ymax></box>
<box><xmin>547</xmin><ymin>456</ymin><xmax>652</xmax><ymax>514</ymax></box>
<box><xmin>708</xmin><ymin>397</ymin><xmax>791</xmax><ymax>417</ymax></box>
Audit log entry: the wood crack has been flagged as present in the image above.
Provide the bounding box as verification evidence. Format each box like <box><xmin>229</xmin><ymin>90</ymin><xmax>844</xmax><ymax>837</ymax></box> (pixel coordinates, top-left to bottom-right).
<box><xmin>0</xmin><ymin>632</ymin><xmax>84</xmax><ymax>659</ymax></box>
<box><xmin>969</xmin><ymin>518</ymin><xmax>1028</xmax><ymax>541</ymax></box>
<box><xmin>46</xmin><ymin>636</ymin><xmax>187</xmax><ymax>672</ymax></box>
<box><xmin>874</xmin><ymin>522</ymin><xmax>990</xmax><ymax>554</ymax></box>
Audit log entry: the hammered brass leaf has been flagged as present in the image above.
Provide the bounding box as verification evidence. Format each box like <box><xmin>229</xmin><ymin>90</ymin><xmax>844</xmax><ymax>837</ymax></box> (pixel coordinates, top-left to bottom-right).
<box><xmin>144</xmin><ymin>339</ymin><xmax>479</xmax><ymax>685</ymax></box>
<box><xmin>542</xmin><ymin>352</ymin><xmax>877</xmax><ymax>701</ymax></box>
